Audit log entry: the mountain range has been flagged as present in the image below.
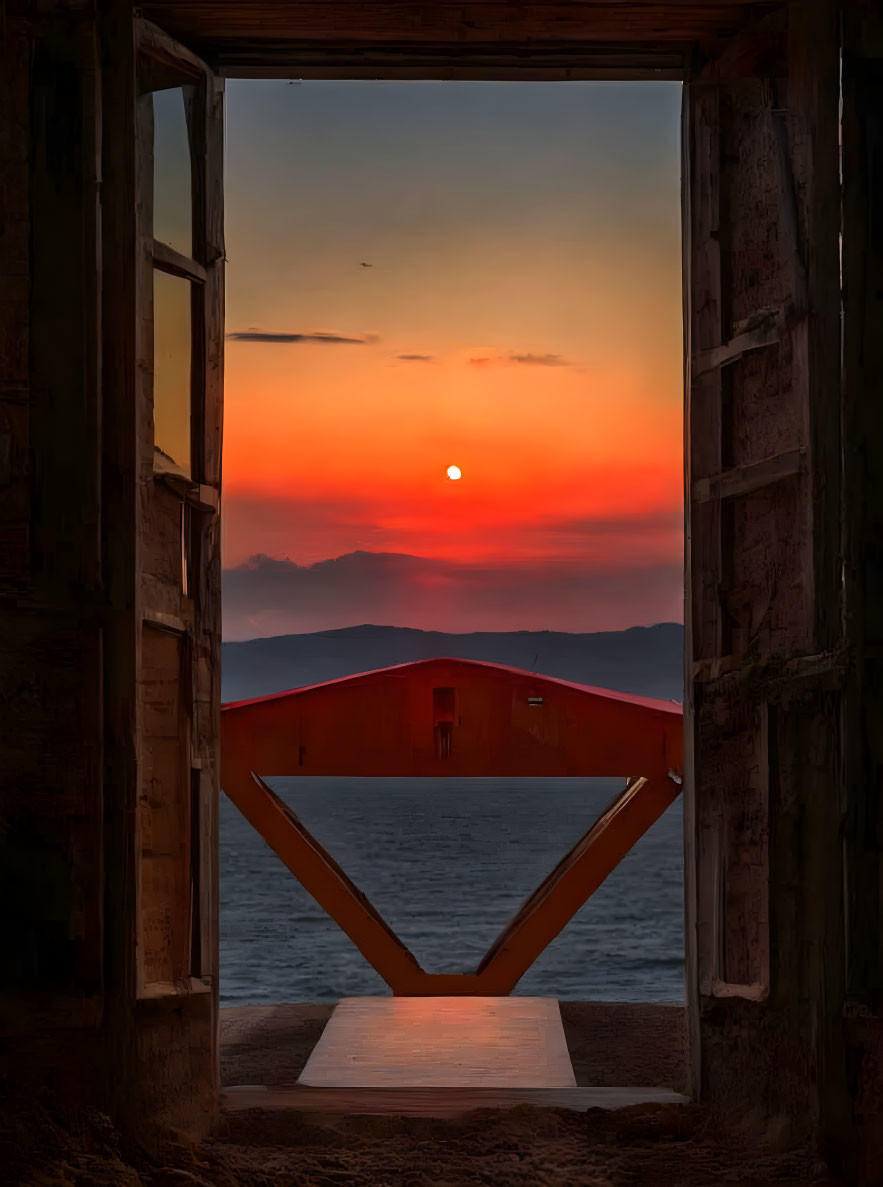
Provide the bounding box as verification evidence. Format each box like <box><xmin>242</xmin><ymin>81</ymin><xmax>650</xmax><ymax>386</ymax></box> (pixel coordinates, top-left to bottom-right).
<box><xmin>221</xmin><ymin>622</ymin><xmax>684</xmax><ymax>704</ymax></box>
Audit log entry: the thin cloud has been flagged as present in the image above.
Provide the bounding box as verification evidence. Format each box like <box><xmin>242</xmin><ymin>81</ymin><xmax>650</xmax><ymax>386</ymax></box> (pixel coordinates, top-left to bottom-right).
<box><xmin>467</xmin><ymin>351</ymin><xmax>572</xmax><ymax>367</ymax></box>
<box><xmin>543</xmin><ymin>510</ymin><xmax>683</xmax><ymax>537</ymax></box>
<box><xmin>396</xmin><ymin>353</ymin><xmax>435</xmax><ymax>362</ymax></box>
<box><xmin>227</xmin><ymin>329</ymin><xmax>379</xmax><ymax>345</ymax></box>
<box><xmin>509</xmin><ymin>352</ymin><xmax>571</xmax><ymax>367</ymax></box>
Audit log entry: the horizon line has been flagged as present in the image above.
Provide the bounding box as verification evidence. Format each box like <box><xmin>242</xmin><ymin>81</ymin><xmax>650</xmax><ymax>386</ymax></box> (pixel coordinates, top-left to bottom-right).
<box><xmin>223</xmin><ymin>620</ymin><xmax>685</xmax><ymax>645</ymax></box>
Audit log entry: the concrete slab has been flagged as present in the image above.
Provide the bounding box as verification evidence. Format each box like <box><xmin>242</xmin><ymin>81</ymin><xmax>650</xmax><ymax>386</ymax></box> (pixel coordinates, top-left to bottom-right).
<box><xmin>219</xmin><ymin>1000</ymin><xmax>689</xmax><ymax>1092</ymax></box>
<box><xmin>297</xmin><ymin>996</ymin><xmax>578</xmax><ymax>1088</ymax></box>
<box><xmin>223</xmin><ymin>1084</ymin><xmax>691</xmax><ymax>1117</ymax></box>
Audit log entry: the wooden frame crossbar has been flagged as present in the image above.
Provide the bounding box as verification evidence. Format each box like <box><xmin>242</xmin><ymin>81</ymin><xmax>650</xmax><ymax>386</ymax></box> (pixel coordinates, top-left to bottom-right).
<box><xmin>223</xmin><ymin>768</ymin><xmax>681</xmax><ymax>996</ymax></box>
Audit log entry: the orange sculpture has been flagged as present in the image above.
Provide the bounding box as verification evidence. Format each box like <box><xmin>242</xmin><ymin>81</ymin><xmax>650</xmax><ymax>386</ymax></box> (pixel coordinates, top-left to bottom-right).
<box><xmin>221</xmin><ymin>658</ymin><xmax>683</xmax><ymax>995</ymax></box>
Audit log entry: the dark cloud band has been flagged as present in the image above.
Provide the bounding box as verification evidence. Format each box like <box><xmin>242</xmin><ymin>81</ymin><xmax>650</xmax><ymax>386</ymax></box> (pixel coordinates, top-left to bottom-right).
<box><xmin>468</xmin><ymin>352</ymin><xmax>572</xmax><ymax>367</ymax></box>
<box><xmin>227</xmin><ymin>330</ymin><xmax>378</xmax><ymax>345</ymax></box>
<box><xmin>222</xmin><ymin>547</ymin><xmax>683</xmax><ymax>640</ymax></box>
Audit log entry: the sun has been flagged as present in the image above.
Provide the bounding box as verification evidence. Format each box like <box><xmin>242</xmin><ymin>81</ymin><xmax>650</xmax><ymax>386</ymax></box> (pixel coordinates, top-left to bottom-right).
<box><xmin>446</xmin><ymin>464</ymin><xmax>462</xmax><ymax>481</ymax></box>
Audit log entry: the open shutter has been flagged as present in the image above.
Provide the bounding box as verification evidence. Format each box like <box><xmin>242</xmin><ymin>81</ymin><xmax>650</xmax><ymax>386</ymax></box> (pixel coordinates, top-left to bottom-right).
<box><xmin>134</xmin><ymin>20</ymin><xmax>224</xmax><ymax>999</ymax></box>
<box><xmin>683</xmin><ymin>1</ymin><xmax>843</xmax><ymax>1116</ymax></box>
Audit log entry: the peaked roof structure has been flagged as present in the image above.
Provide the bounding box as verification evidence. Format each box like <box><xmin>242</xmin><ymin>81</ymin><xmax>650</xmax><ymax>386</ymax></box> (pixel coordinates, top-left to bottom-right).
<box><xmin>222</xmin><ymin>655</ymin><xmax>682</xmax><ymax>780</ymax></box>
<box><xmin>222</xmin><ymin>655</ymin><xmax>682</xmax><ymax>717</ymax></box>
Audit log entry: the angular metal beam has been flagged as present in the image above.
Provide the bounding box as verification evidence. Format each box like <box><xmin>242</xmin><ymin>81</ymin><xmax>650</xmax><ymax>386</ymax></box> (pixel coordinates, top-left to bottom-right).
<box><xmin>223</xmin><ymin>769</ymin><xmax>682</xmax><ymax>994</ymax></box>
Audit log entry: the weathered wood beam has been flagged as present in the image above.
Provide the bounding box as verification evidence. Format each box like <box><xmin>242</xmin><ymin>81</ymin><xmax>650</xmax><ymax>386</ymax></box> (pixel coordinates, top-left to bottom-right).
<box><xmin>694</xmin><ymin>318</ymin><xmax>780</xmax><ymax>375</ymax></box>
<box><xmin>140</xmin><ymin>2</ymin><xmax>780</xmax><ymax>47</ymax></box>
<box><xmin>152</xmin><ymin>239</ymin><xmax>207</xmax><ymax>283</ymax></box>
<box><xmin>137</xmin><ymin>0</ymin><xmax>782</xmax><ymax>77</ymax></box>
<box><xmin>143</xmin><ymin>608</ymin><xmax>192</xmax><ymax>634</ymax></box>
<box><xmin>153</xmin><ymin>461</ymin><xmax>219</xmax><ymax>511</ymax></box>
<box><xmin>691</xmin><ymin>447</ymin><xmax>805</xmax><ymax>503</ymax></box>
<box><xmin>213</xmin><ymin>46</ymin><xmax>686</xmax><ymax>81</ymax></box>
<box><xmin>692</xmin><ymin>5</ymin><xmax>785</xmax><ymax>79</ymax></box>
<box><xmin>136</xmin><ymin>16</ymin><xmax>210</xmax><ymax>83</ymax></box>
<box><xmin>680</xmin><ymin>80</ymin><xmax>701</xmax><ymax>1099</ymax></box>
<box><xmin>708</xmin><ymin>978</ymin><xmax>767</xmax><ymax>1001</ymax></box>
<box><xmin>692</xmin><ymin>646</ymin><xmax>847</xmax><ymax>691</ymax></box>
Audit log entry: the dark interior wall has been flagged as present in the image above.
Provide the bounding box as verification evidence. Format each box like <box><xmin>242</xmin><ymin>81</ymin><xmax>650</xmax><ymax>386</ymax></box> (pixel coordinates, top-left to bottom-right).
<box><xmin>0</xmin><ymin>0</ymin><xmax>106</xmax><ymax>1102</ymax></box>
<box><xmin>0</xmin><ymin>0</ymin><xmax>219</xmax><ymax>1136</ymax></box>
<box><xmin>841</xmin><ymin>2</ymin><xmax>883</xmax><ymax>1177</ymax></box>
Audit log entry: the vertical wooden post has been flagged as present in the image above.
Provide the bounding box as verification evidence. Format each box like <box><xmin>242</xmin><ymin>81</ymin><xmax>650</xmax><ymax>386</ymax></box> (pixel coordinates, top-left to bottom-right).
<box><xmin>682</xmin><ymin>79</ymin><xmax>722</xmax><ymax>1100</ymax></box>
<box><xmin>784</xmin><ymin>0</ymin><xmax>848</xmax><ymax>1164</ymax></box>
<box><xmin>841</xmin><ymin>1</ymin><xmax>883</xmax><ymax>1175</ymax></box>
<box><xmin>98</xmin><ymin>0</ymin><xmax>141</xmax><ymax>1112</ymax></box>
<box><xmin>192</xmin><ymin>69</ymin><xmax>225</xmax><ymax>1085</ymax></box>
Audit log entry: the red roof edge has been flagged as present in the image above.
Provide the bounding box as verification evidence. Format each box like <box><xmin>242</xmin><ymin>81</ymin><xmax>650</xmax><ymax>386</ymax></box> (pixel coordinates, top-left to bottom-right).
<box><xmin>222</xmin><ymin>656</ymin><xmax>682</xmax><ymax>718</ymax></box>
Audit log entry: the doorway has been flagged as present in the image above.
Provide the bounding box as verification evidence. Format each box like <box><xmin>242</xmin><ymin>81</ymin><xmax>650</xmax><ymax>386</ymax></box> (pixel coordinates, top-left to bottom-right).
<box><xmin>213</xmin><ymin>78</ymin><xmax>686</xmax><ymax>1094</ymax></box>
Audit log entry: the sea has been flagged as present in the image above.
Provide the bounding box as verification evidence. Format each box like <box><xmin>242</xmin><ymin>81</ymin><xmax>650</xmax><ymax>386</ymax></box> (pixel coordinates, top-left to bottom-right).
<box><xmin>220</xmin><ymin>776</ymin><xmax>685</xmax><ymax>1005</ymax></box>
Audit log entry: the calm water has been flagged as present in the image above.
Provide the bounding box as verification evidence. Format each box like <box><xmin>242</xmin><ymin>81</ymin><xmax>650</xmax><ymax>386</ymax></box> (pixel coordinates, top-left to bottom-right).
<box><xmin>220</xmin><ymin>778</ymin><xmax>684</xmax><ymax>1005</ymax></box>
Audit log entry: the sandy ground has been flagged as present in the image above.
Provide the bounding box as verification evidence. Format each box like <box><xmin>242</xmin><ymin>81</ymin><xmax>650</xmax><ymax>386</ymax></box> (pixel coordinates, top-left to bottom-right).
<box><xmin>220</xmin><ymin>1000</ymin><xmax>690</xmax><ymax>1091</ymax></box>
<box><xmin>5</xmin><ymin>1096</ymin><xmax>837</xmax><ymax>1186</ymax></box>
<box><xmin>3</xmin><ymin>1004</ymin><xmax>839</xmax><ymax>1184</ymax></box>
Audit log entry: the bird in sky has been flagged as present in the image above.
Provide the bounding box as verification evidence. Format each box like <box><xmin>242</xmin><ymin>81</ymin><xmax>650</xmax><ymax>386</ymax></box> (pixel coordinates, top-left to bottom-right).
<box><xmin>360</xmin><ymin>261</ymin><xmax>373</xmax><ymax>268</ymax></box>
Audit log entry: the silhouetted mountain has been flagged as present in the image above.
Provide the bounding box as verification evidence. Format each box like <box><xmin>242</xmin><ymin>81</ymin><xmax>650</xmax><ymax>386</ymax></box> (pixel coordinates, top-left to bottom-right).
<box><xmin>222</xmin><ymin>550</ymin><xmax>684</xmax><ymax>641</ymax></box>
<box><xmin>221</xmin><ymin>622</ymin><xmax>684</xmax><ymax>704</ymax></box>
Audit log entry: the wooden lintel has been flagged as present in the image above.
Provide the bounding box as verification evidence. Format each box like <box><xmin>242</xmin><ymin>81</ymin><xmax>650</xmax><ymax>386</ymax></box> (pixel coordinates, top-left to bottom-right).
<box><xmin>691</xmin><ymin>447</ymin><xmax>805</xmax><ymax>504</ymax></box>
<box><xmin>694</xmin><ymin>319</ymin><xmax>780</xmax><ymax>376</ymax></box>
<box><xmin>214</xmin><ymin>47</ymin><xmax>686</xmax><ymax>82</ymax></box>
<box><xmin>152</xmin><ymin>239</ymin><xmax>207</xmax><ymax>284</ymax></box>
<box><xmin>136</xmin><ymin>17</ymin><xmax>210</xmax><ymax>83</ymax></box>
<box><xmin>139</xmin><ymin>1</ymin><xmax>781</xmax><ymax>69</ymax></box>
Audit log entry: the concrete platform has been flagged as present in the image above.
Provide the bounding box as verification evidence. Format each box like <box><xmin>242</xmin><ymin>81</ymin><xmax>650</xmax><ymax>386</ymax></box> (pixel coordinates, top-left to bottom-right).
<box><xmin>220</xmin><ymin>1000</ymin><xmax>688</xmax><ymax>1093</ymax></box>
<box><xmin>297</xmin><ymin>996</ymin><xmax>577</xmax><ymax>1088</ymax></box>
<box><xmin>223</xmin><ymin>1083</ymin><xmax>689</xmax><ymax>1117</ymax></box>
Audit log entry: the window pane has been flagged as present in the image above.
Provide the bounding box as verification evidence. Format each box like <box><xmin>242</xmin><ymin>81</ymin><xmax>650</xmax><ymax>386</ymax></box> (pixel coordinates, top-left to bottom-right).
<box><xmin>153</xmin><ymin>87</ymin><xmax>193</xmax><ymax>257</ymax></box>
<box><xmin>154</xmin><ymin>269</ymin><xmax>191</xmax><ymax>475</ymax></box>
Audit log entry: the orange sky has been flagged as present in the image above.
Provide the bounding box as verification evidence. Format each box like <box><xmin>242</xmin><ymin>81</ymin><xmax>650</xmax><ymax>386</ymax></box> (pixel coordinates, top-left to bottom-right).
<box><xmin>208</xmin><ymin>81</ymin><xmax>682</xmax><ymax>636</ymax></box>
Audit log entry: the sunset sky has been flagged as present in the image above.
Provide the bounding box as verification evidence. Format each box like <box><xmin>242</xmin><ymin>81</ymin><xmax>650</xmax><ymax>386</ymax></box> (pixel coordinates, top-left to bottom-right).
<box><xmin>204</xmin><ymin>81</ymin><xmax>682</xmax><ymax>638</ymax></box>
